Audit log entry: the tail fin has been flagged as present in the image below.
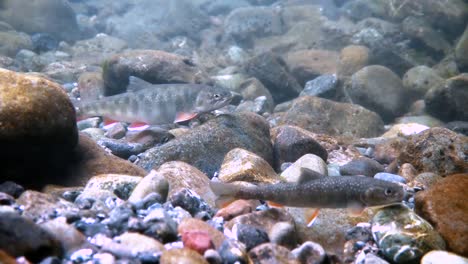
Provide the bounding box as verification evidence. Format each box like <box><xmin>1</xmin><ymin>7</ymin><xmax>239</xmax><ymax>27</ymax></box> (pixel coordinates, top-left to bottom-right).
<box><xmin>209</xmin><ymin>181</ymin><xmax>239</xmax><ymax>208</ymax></box>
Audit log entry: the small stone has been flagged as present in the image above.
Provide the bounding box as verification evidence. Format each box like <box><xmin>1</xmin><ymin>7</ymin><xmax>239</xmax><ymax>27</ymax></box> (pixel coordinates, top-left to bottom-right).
<box><xmin>382</xmin><ymin>123</ymin><xmax>430</xmax><ymax>138</ymax></box>
<box><xmin>374</xmin><ymin>173</ymin><xmax>406</xmax><ymax>184</ymax></box>
<box><xmin>361</xmin><ymin>253</ymin><xmax>390</xmax><ymax>264</ymax></box>
<box><xmin>280</xmin><ymin>154</ymin><xmax>328</xmax><ymax>183</ymax></box>
<box><xmin>421</xmin><ymin>250</ymin><xmax>468</xmax><ymax>264</ymax></box>
<box><xmin>345</xmin><ymin>225</ymin><xmax>373</xmax><ymax>242</ymax></box>
<box><xmin>17</xmin><ymin>191</ymin><xmax>79</xmax><ymax>222</ymax></box>
<box><xmin>0</xmin><ymin>192</ymin><xmax>14</xmax><ymax>206</ymax></box>
<box><xmin>168</xmin><ymin>188</ymin><xmax>214</xmax><ymax>217</ymax></box>
<box><xmin>249</xmin><ymin>243</ymin><xmax>299</xmax><ymax>264</ymax></box>
<box><xmin>79</xmin><ymin>174</ymin><xmax>142</xmax><ymax>201</ymax></box>
<box><xmin>402</xmin><ymin>66</ymin><xmax>444</xmax><ymax>100</ymax></box>
<box><xmin>92</xmin><ymin>253</ymin><xmax>116</xmax><ymax>264</ymax></box>
<box><xmin>70</xmin><ymin>248</ymin><xmax>94</xmax><ymax>263</ymax></box>
<box><xmin>268</xmin><ymin>222</ymin><xmax>298</xmax><ymax>249</ymax></box>
<box><xmin>300</xmin><ymin>74</ymin><xmax>338</xmax><ymax>99</ymax></box>
<box><xmin>0</xmin><ymin>181</ymin><xmax>24</xmax><ymax>198</ymax></box>
<box><xmin>372</xmin><ymin>205</ymin><xmax>446</xmax><ymax>264</ymax></box>
<box><xmin>104</xmin><ymin>122</ymin><xmax>127</xmax><ymax>139</ymax></box>
<box><xmin>218</xmin><ymin>148</ymin><xmax>280</xmax><ymax>184</ymax></box>
<box><xmin>340</xmin><ymin>157</ymin><xmax>384</xmax><ymax>177</ymax></box>
<box><xmin>77</xmin><ymin>117</ymin><xmax>101</xmax><ymax>131</ymax></box>
<box><xmin>398</xmin><ymin>163</ymin><xmax>418</xmax><ymax>183</ymax></box>
<box><xmin>40</xmin><ymin>217</ymin><xmax>86</xmax><ymax>253</ymax></box>
<box><xmin>236</xmin><ymin>224</ymin><xmax>270</xmax><ymax>251</ymax></box>
<box><xmin>271</xmin><ymin>126</ymin><xmax>328</xmax><ymax>171</ymax></box>
<box><xmin>338</xmin><ymin>45</ymin><xmax>370</xmax><ymax>77</ymax></box>
<box><xmin>415</xmin><ymin>174</ymin><xmax>468</xmax><ymax>256</ymax></box>
<box><xmin>291</xmin><ymin>241</ymin><xmax>326</xmax><ymax>264</ymax></box>
<box><xmin>97</xmin><ymin>137</ymin><xmax>145</xmax><ymax>159</ymax></box>
<box><xmin>112</xmin><ymin>232</ymin><xmax>165</xmax><ymax>256</ymax></box>
<box><xmin>128</xmin><ymin>170</ymin><xmax>169</xmax><ymax>204</ymax></box>
<box><xmin>409</xmin><ymin>173</ymin><xmax>443</xmax><ymax>190</ymax></box>
<box><xmin>182</xmin><ymin>230</ymin><xmax>214</xmax><ymax>255</ymax></box>
<box><xmin>178</xmin><ymin>218</ymin><xmax>226</xmax><ymax>250</ymax></box>
<box><xmin>160</xmin><ymin>248</ymin><xmax>208</xmax><ymax>264</ymax></box>
<box><xmin>218</xmin><ymin>239</ymin><xmax>248</xmax><ymax>264</ymax></box>
<box><xmin>204</xmin><ymin>249</ymin><xmax>222</xmax><ymax>264</ymax></box>
<box><xmin>215</xmin><ymin>200</ymin><xmax>257</xmax><ymax>221</ymax></box>
<box><xmin>236</xmin><ymin>78</ymin><xmax>274</xmax><ymax>113</ymax></box>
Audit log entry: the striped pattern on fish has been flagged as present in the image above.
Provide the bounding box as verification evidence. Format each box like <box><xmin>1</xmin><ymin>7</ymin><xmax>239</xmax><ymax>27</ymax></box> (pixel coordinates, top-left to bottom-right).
<box><xmin>76</xmin><ymin>76</ymin><xmax>234</xmax><ymax>125</ymax></box>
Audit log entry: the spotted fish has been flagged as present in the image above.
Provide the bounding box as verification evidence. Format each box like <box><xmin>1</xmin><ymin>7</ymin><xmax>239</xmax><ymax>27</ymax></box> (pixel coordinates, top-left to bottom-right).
<box><xmin>76</xmin><ymin>76</ymin><xmax>234</xmax><ymax>126</ymax></box>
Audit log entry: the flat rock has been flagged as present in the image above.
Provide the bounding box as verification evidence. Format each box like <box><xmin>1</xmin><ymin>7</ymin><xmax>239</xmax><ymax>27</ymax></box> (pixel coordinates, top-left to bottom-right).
<box><xmin>102</xmin><ymin>49</ymin><xmax>209</xmax><ymax>96</ymax></box>
<box><xmin>271</xmin><ymin>125</ymin><xmax>328</xmax><ymax>170</ymax></box>
<box><xmin>284</xmin><ymin>49</ymin><xmax>339</xmax><ymax>86</ymax></box>
<box><xmin>396</xmin><ymin>127</ymin><xmax>468</xmax><ymax>176</ymax></box>
<box><xmin>415</xmin><ymin>174</ymin><xmax>468</xmax><ymax>257</ymax></box>
<box><xmin>425</xmin><ymin>73</ymin><xmax>468</xmax><ymax>122</ymax></box>
<box><xmin>277</xmin><ymin>96</ymin><xmax>384</xmax><ymax>138</ymax></box>
<box><xmin>0</xmin><ymin>213</ymin><xmax>62</xmax><ymax>262</ymax></box>
<box><xmin>0</xmin><ymin>68</ymin><xmax>78</xmax><ymax>188</ymax></box>
<box><xmin>218</xmin><ymin>148</ymin><xmax>280</xmax><ymax>184</ymax></box>
<box><xmin>136</xmin><ymin>113</ymin><xmax>273</xmax><ymax>178</ymax></box>
<box><xmin>346</xmin><ymin>65</ymin><xmax>411</xmax><ymax>121</ymax></box>
<box><xmin>156</xmin><ymin>161</ymin><xmax>216</xmax><ymax>208</ymax></box>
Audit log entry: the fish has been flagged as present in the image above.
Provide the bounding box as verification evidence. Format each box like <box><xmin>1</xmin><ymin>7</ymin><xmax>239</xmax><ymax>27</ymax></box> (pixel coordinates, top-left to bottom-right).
<box><xmin>210</xmin><ymin>168</ymin><xmax>406</xmax><ymax>226</ymax></box>
<box><xmin>76</xmin><ymin>76</ymin><xmax>234</xmax><ymax>127</ymax></box>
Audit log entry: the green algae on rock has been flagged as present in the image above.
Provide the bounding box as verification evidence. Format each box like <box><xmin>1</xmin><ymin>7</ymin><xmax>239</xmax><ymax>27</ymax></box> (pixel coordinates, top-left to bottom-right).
<box><xmin>372</xmin><ymin>205</ymin><xmax>446</xmax><ymax>264</ymax></box>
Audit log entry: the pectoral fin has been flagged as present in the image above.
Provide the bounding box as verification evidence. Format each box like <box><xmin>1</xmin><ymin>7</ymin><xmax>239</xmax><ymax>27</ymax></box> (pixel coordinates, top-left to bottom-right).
<box><xmin>128</xmin><ymin>122</ymin><xmax>149</xmax><ymax>131</ymax></box>
<box><xmin>267</xmin><ymin>201</ymin><xmax>284</xmax><ymax>208</ymax></box>
<box><xmin>304</xmin><ymin>208</ymin><xmax>320</xmax><ymax>227</ymax></box>
<box><xmin>174</xmin><ymin>112</ymin><xmax>198</xmax><ymax>123</ymax></box>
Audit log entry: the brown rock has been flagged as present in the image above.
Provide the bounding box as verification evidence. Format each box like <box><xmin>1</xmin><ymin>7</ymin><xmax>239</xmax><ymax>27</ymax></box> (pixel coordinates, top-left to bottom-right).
<box><xmin>102</xmin><ymin>50</ymin><xmax>209</xmax><ymax>96</ymax></box>
<box><xmin>178</xmin><ymin>218</ymin><xmax>225</xmax><ymax>249</ymax></box>
<box><xmin>277</xmin><ymin>96</ymin><xmax>384</xmax><ymax>138</ymax></box>
<box><xmin>16</xmin><ymin>190</ymin><xmax>78</xmax><ymax>221</ymax></box>
<box><xmin>157</xmin><ymin>161</ymin><xmax>216</xmax><ymax>207</ymax></box>
<box><xmin>215</xmin><ymin>200</ymin><xmax>259</xmax><ymax>221</ymax></box>
<box><xmin>160</xmin><ymin>248</ymin><xmax>208</xmax><ymax>264</ymax></box>
<box><xmin>338</xmin><ymin>45</ymin><xmax>370</xmax><ymax>77</ymax></box>
<box><xmin>284</xmin><ymin>49</ymin><xmax>339</xmax><ymax>85</ymax></box>
<box><xmin>409</xmin><ymin>172</ymin><xmax>443</xmax><ymax>190</ymax></box>
<box><xmin>0</xmin><ymin>250</ymin><xmax>16</xmax><ymax>264</ymax></box>
<box><xmin>397</xmin><ymin>127</ymin><xmax>468</xmax><ymax>176</ymax></box>
<box><xmin>0</xmin><ymin>213</ymin><xmax>63</xmax><ymax>262</ymax></box>
<box><xmin>0</xmin><ymin>68</ymin><xmax>78</xmax><ymax>188</ymax></box>
<box><xmin>374</xmin><ymin>137</ymin><xmax>408</xmax><ymax>165</ymax></box>
<box><xmin>249</xmin><ymin>243</ymin><xmax>299</xmax><ymax>264</ymax></box>
<box><xmin>218</xmin><ymin>148</ymin><xmax>280</xmax><ymax>184</ymax></box>
<box><xmin>271</xmin><ymin>125</ymin><xmax>328</xmax><ymax>170</ymax></box>
<box><xmin>398</xmin><ymin>163</ymin><xmax>418</xmax><ymax>183</ymax></box>
<box><xmin>415</xmin><ymin>174</ymin><xmax>468</xmax><ymax>257</ymax></box>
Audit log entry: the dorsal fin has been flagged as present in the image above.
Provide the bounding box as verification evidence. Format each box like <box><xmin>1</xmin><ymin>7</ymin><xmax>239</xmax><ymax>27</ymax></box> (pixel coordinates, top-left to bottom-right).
<box><xmin>127</xmin><ymin>76</ymin><xmax>154</xmax><ymax>92</ymax></box>
<box><xmin>298</xmin><ymin>167</ymin><xmax>325</xmax><ymax>183</ymax></box>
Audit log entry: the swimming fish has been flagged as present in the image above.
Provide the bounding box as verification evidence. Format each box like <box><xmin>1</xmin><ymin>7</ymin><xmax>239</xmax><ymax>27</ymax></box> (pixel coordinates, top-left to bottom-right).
<box><xmin>76</xmin><ymin>76</ymin><xmax>234</xmax><ymax>127</ymax></box>
<box><xmin>210</xmin><ymin>168</ymin><xmax>405</xmax><ymax>226</ymax></box>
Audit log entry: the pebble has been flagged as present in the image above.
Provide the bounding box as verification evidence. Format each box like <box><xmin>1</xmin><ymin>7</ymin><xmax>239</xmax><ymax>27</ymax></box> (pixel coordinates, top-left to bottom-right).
<box><xmin>249</xmin><ymin>243</ymin><xmax>298</xmax><ymax>264</ymax></box>
<box><xmin>280</xmin><ymin>154</ymin><xmax>328</xmax><ymax>183</ymax></box>
<box><xmin>291</xmin><ymin>241</ymin><xmax>326</xmax><ymax>264</ymax></box>
<box><xmin>214</xmin><ymin>200</ymin><xmax>257</xmax><ymax>221</ymax></box>
<box><xmin>218</xmin><ymin>239</ymin><xmax>248</xmax><ymax>264</ymax></box>
<box><xmin>181</xmin><ymin>230</ymin><xmax>214</xmax><ymax>255</ymax></box>
<box><xmin>374</xmin><ymin>173</ymin><xmax>406</xmax><ymax>184</ymax></box>
<box><xmin>236</xmin><ymin>224</ymin><xmax>270</xmax><ymax>251</ymax></box>
<box><xmin>300</xmin><ymin>74</ymin><xmax>338</xmax><ymax>98</ymax></box>
<box><xmin>160</xmin><ymin>248</ymin><xmax>208</xmax><ymax>264</ymax></box>
<box><xmin>128</xmin><ymin>170</ymin><xmax>169</xmax><ymax>205</ymax></box>
<box><xmin>104</xmin><ymin>122</ymin><xmax>127</xmax><ymax>139</ymax></box>
<box><xmin>70</xmin><ymin>248</ymin><xmax>94</xmax><ymax>263</ymax></box>
<box><xmin>421</xmin><ymin>250</ymin><xmax>468</xmax><ymax>264</ymax></box>
<box><xmin>339</xmin><ymin>157</ymin><xmax>384</xmax><ymax>177</ymax></box>
<box><xmin>168</xmin><ymin>188</ymin><xmax>214</xmax><ymax>217</ymax></box>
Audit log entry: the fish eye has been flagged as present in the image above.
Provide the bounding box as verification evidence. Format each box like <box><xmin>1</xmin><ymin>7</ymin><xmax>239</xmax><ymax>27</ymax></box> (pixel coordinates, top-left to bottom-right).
<box><xmin>213</xmin><ymin>94</ymin><xmax>221</xmax><ymax>99</ymax></box>
<box><xmin>384</xmin><ymin>188</ymin><xmax>393</xmax><ymax>196</ymax></box>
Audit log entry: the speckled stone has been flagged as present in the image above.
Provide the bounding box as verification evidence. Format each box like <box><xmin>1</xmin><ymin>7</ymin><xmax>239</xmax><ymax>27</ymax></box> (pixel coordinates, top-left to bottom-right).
<box><xmin>218</xmin><ymin>148</ymin><xmax>280</xmax><ymax>184</ymax></box>
<box><xmin>415</xmin><ymin>174</ymin><xmax>468</xmax><ymax>257</ymax></box>
<box><xmin>249</xmin><ymin>243</ymin><xmax>299</xmax><ymax>264</ymax></box>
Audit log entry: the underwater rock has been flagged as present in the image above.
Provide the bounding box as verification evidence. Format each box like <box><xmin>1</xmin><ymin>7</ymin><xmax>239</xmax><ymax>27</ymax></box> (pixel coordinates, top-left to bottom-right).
<box><xmin>372</xmin><ymin>205</ymin><xmax>446</xmax><ymax>264</ymax></box>
<box><xmin>218</xmin><ymin>239</ymin><xmax>248</xmax><ymax>264</ymax></box>
<box><xmin>347</xmin><ymin>65</ymin><xmax>411</xmax><ymax>122</ymax></box>
<box><xmin>402</xmin><ymin>16</ymin><xmax>451</xmax><ymax>56</ymax></box>
<box><xmin>277</xmin><ymin>96</ymin><xmax>384</xmax><ymax>138</ymax></box>
<box><xmin>218</xmin><ymin>148</ymin><xmax>280</xmax><ymax>184</ymax></box>
<box><xmin>0</xmin><ymin>31</ymin><xmax>32</xmax><ymax>57</ymax></box>
<box><xmin>78</xmin><ymin>174</ymin><xmax>142</xmax><ymax>201</ymax></box>
<box><xmin>396</xmin><ymin>127</ymin><xmax>468</xmax><ymax>176</ymax></box>
<box><xmin>0</xmin><ymin>69</ymin><xmax>78</xmax><ymax>188</ymax></box>
<box><xmin>425</xmin><ymin>73</ymin><xmax>468</xmax><ymax>122</ymax></box>
<box><xmin>215</xmin><ymin>199</ymin><xmax>257</xmax><ymax>221</ymax></box>
<box><xmin>155</xmin><ymin>161</ymin><xmax>216</xmax><ymax>208</ymax></box>
<box><xmin>291</xmin><ymin>241</ymin><xmax>327</xmax><ymax>264</ymax></box>
<box><xmin>102</xmin><ymin>49</ymin><xmax>209</xmax><ymax>96</ymax></box>
<box><xmin>128</xmin><ymin>170</ymin><xmax>169</xmax><ymax>205</ymax></box>
<box><xmin>181</xmin><ymin>230</ymin><xmax>214</xmax><ymax>255</ymax></box>
<box><xmin>338</xmin><ymin>45</ymin><xmax>370</xmax><ymax>77</ymax></box>
<box><xmin>16</xmin><ymin>190</ymin><xmax>79</xmax><ymax>221</ymax></box>
<box><xmin>224</xmin><ymin>6</ymin><xmax>283</xmax><ymax>43</ymax></box>
<box><xmin>415</xmin><ymin>174</ymin><xmax>468</xmax><ymax>257</ymax></box>
<box><xmin>300</xmin><ymin>74</ymin><xmax>338</xmax><ymax>99</ymax></box>
<box><xmin>136</xmin><ymin>113</ymin><xmax>273</xmax><ymax>179</ymax></box>
<box><xmin>244</xmin><ymin>51</ymin><xmax>302</xmax><ymax>103</ymax></box>
<box><xmin>0</xmin><ymin>213</ymin><xmax>63</xmax><ymax>262</ymax></box>
<box><xmin>402</xmin><ymin>66</ymin><xmax>444</xmax><ymax>101</ymax></box>
<box><xmin>111</xmin><ymin>232</ymin><xmax>165</xmax><ymax>257</ymax></box>
<box><xmin>40</xmin><ymin>217</ymin><xmax>86</xmax><ymax>254</ymax></box>
<box><xmin>235</xmin><ymin>78</ymin><xmax>275</xmax><ymax>113</ymax></box>
<box><xmin>77</xmin><ymin>72</ymin><xmax>105</xmax><ymax>102</ymax></box>
<box><xmin>31</xmin><ymin>33</ymin><xmax>58</xmax><ymax>54</ymax></box>
<box><xmin>0</xmin><ymin>0</ymin><xmax>79</xmax><ymax>42</ymax></box>
<box><xmin>421</xmin><ymin>250</ymin><xmax>468</xmax><ymax>264</ymax></box>
<box><xmin>408</xmin><ymin>173</ymin><xmax>443</xmax><ymax>190</ymax></box>
<box><xmin>236</xmin><ymin>224</ymin><xmax>270</xmax><ymax>251</ymax></box>
<box><xmin>71</xmin><ymin>34</ymin><xmax>128</xmax><ymax>66</ymax></box>
<box><xmin>341</xmin><ymin>0</ymin><xmax>387</xmax><ymax>22</ymax></box>
<box><xmin>381</xmin><ymin>123</ymin><xmax>430</xmax><ymax>138</ymax></box>
<box><xmin>271</xmin><ymin>126</ymin><xmax>328</xmax><ymax>170</ymax></box>
<box><xmin>42</xmin><ymin>60</ymin><xmax>91</xmax><ymax>84</ymax></box>
<box><xmin>178</xmin><ymin>218</ymin><xmax>226</xmax><ymax>250</ymax></box>
<box><xmin>249</xmin><ymin>243</ymin><xmax>298</xmax><ymax>264</ymax></box>
<box><xmin>160</xmin><ymin>248</ymin><xmax>208</xmax><ymax>264</ymax></box>
<box><xmin>455</xmin><ymin>25</ymin><xmax>468</xmax><ymax>72</ymax></box>
<box><xmin>445</xmin><ymin>121</ymin><xmax>468</xmax><ymax>136</ymax></box>
<box><xmin>280</xmin><ymin>154</ymin><xmax>328</xmax><ymax>183</ymax></box>
<box><xmin>284</xmin><ymin>49</ymin><xmax>339</xmax><ymax>86</ymax></box>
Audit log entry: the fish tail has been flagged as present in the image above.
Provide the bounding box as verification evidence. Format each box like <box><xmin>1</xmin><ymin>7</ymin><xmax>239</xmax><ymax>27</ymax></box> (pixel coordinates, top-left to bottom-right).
<box><xmin>210</xmin><ymin>181</ymin><xmax>240</xmax><ymax>208</ymax></box>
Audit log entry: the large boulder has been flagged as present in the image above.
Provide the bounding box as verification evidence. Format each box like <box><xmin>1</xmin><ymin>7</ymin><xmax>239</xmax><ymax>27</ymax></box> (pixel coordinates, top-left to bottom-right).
<box><xmin>0</xmin><ymin>0</ymin><xmax>79</xmax><ymax>42</ymax></box>
<box><xmin>136</xmin><ymin>113</ymin><xmax>273</xmax><ymax>178</ymax></box>
<box><xmin>276</xmin><ymin>96</ymin><xmax>384</xmax><ymax>138</ymax></box>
